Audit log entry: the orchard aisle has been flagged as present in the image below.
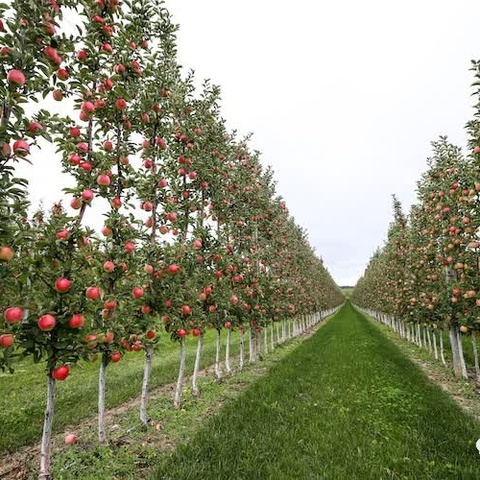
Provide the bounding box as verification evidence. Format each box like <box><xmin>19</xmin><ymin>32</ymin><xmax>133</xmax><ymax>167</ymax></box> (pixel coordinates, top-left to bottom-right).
<box><xmin>156</xmin><ymin>301</ymin><xmax>480</xmax><ymax>479</ymax></box>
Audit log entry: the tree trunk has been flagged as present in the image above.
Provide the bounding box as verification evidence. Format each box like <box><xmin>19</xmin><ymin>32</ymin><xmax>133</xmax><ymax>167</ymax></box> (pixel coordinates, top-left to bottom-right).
<box><xmin>456</xmin><ymin>327</ymin><xmax>468</xmax><ymax>379</ymax></box>
<box><xmin>426</xmin><ymin>327</ymin><xmax>433</xmax><ymax>353</ymax></box>
<box><xmin>174</xmin><ymin>338</ymin><xmax>186</xmax><ymax>408</ymax></box>
<box><xmin>225</xmin><ymin>328</ymin><xmax>231</xmax><ymax>374</ymax></box>
<box><xmin>439</xmin><ymin>330</ymin><xmax>447</xmax><ymax>366</ymax></box>
<box><xmin>263</xmin><ymin>326</ymin><xmax>268</xmax><ymax>355</ymax></box>
<box><xmin>270</xmin><ymin>323</ymin><xmax>274</xmax><ymax>351</ymax></box>
<box><xmin>432</xmin><ymin>330</ymin><xmax>438</xmax><ymax>360</ymax></box>
<box><xmin>471</xmin><ymin>333</ymin><xmax>480</xmax><ymax>383</ymax></box>
<box><xmin>140</xmin><ymin>344</ymin><xmax>154</xmax><ymax>424</ymax></box>
<box><xmin>449</xmin><ymin>325</ymin><xmax>462</xmax><ymax>377</ymax></box>
<box><xmin>38</xmin><ymin>374</ymin><xmax>56</xmax><ymax>480</ymax></box>
<box><xmin>214</xmin><ymin>328</ymin><xmax>222</xmax><ymax>380</ymax></box>
<box><xmin>98</xmin><ymin>351</ymin><xmax>108</xmax><ymax>444</ymax></box>
<box><xmin>249</xmin><ymin>327</ymin><xmax>255</xmax><ymax>362</ymax></box>
<box><xmin>256</xmin><ymin>330</ymin><xmax>263</xmax><ymax>361</ymax></box>
<box><xmin>192</xmin><ymin>334</ymin><xmax>204</xmax><ymax>396</ymax></box>
<box><xmin>239</xmin><ymin>328</ymin><xmax>245</xmax><ymax>370</ymax></box>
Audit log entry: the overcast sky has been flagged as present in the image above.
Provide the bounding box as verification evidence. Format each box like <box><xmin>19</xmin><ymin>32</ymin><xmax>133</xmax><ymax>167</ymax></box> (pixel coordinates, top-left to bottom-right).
<box><xmin>16</xmin><ymin>0</ymin><xmax>480</xmax><ymax>286</ymax></box>
<box><xmin>166</xmin><ymin>0</ymin><xmax>480</xmax><ymax>285</ymax></box>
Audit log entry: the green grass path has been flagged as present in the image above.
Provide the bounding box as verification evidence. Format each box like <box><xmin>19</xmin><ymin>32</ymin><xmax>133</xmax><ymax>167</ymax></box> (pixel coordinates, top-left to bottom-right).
<box><xmin>156</xmin><ymin>301</ymin><xmax>480</xmax><ymax>479</ymax></box>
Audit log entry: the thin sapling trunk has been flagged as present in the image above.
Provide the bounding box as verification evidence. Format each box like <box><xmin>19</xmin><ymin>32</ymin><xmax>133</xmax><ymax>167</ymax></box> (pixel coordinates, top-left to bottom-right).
<box><xmin>174</xmin><ymin>338</ymin><xmax>186</xmax><ymax>408</ymax></box>
<box><xmin>192</xmin><ymin>333</ymin><xmax>204</xmax><ymax>396</ymax></box>
<box><xmin>98</xmin><ymin>351</ymin><xmax>108</xmax><ymax>444</ymax></box>
<box><xmin>140</xmin><ymin>344</ymin><xmax>154</xmax><ymax>424</ymax></box>
<box><xmin>38</xmin><ymin>374</ymin><xmax>56</xmax><ymax>480</ymax></box>
<box><xmin>214</xmin><ymin>328</ymin><xmax>222</xmax><ymax>380</ymax></box>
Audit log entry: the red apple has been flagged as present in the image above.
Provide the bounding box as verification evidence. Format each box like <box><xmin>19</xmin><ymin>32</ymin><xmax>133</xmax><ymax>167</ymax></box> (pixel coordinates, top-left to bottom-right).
<box><xmin>52</xmin><ymin>89</ymin><xmax>63</xmax><ymax>101</ymax></box>
<box><xmin>132</xmin><ymin>287</ymin><xmax>144</xmax><ymax>299</ymax></box>
<box><xmin>144</xmin><ymin>264</ymin><xmax>154</xmax><ymax>274</ymax></box>
<box><xmin>101</xmin><ymin>226</ymin><xmax>113</xmax><ymax>236</ymax></box>
<box><xmin>111</xmin><ymin>197</ymin><xmax>122</xmax><ymax>209</ymax></box>
<box><xmin>52</xmin><ymin>365</ymin><xmax>69</xmax><ymax>381</ymax></box>
<box><xmin>0</xmin><ymin>246</ymin><xmax>13</xmax><ymax>262</ymax></box>
<box><xmin>56</xmin><ymin>68</ymin><xmax>69</xmax><ymax>80</ymax></box>
<box><xmin>124</xmin><ymin>241</ymin><xmax>135</xmax><ymax>253</ymax></box>
<box><xmin>192</xmin><ymin>328</ymin><xmax>201</xmax><ymax>337</ymax></box>
<box><xmin>115</xmin><ymin>98</ymin><xmax>127</xmax><ymax>110</ymax></box>
<box><xmin>0</xmin><ymin>334</ymin><xmax>14</xmax><ymax>348</ymax></box>
<box><xmin>110</xmin><ymin>352</ymin><xmax>121</xmax><ymax>363</ymax></box>
<box><xmin>224</xmin><ymin>321</ymin><xmax>232</xmax><ymax>329</ymax></box>
<box><xmin>81</xmin><ymin>101</ymin><xmax>95</xmax><ymax>114</ymax></box>
<box><xmin>44</xmin><ymin>46</ymin><xmax>62</xmax><ymax>64</ymax></box>
<box><xmin>86</xmin><ymin>286</ymin><xmax>101</xmax><ymax>300</ymax></box>
<box><xmin>28</xmin><ymin>122</ymin><xmax>44</xmax><ymax>134</ymax></box>
<box><xmin>168</xmin><ymin>264</ymin><xmax>180</xmax><ymax>274</ymax></box>
<box><xmin>79</xmin><ymin>161</ymin><xmax>92</xmax><ymax>172</ymax></box>
<box><xmin>38</xmin><ymin>314</ymin><xmax>56</xmax><ymax>331</ymax></box>
<box><xmin>13</xmin><ymin>139</ymin><xmax>30</xmax><ymax>157</ymax></box>
<box><xmin>7</xmin><ymin>69</ymin><xmax>26</xmax><ymax>87</ymax></box>
<box><xmin>81</xmin><ymin>189</ymin><xmax>94</xmax><ymax>202</ymax></box>
<box><xmin>55</xmin><ymin>278</ymin><xmax>71</xmax><ymax>293</ymax></box>
<box><xmin>103</xmin><ymin>331</ymin><xmax>114</xmax><ymax>343</ymax></box>
<box><xmin>145</xmin><ymin>330</ymin><xmax>155</xmax><ymax>339</ymax></box>
<box><xmin>104</xmin><ymin>299</ymin><xmax>117</xmax><ymax>310</ymax></box>
<box><xmin>103</xmin><ymin>261</ymin><xmax>115</xmax><ymax>273</ymax></box>
<box><xmin>68</xmin><ymin>313</ymin><xmax>85</xmax><ymax>328</ymax></box>
<box><xmin>65</xmin><ymin>434</ymin><xmax>77</xmax><ymax>445</ymax></box>
<box><xmin>70</xmin><ymin>198</ymin><xmax>82</xmax><ymax>210</ymax></box>
<box><xmin>103</xmin><ymin>140</ymin><xmax>113</xmax><ymax>151</ymax></box>
<box><xmin>97</xmin><ymin>174</ymin><xmax>111</xmax><ymax>186</ymax></box>
<box><xmin>101</xmin><ymin>42</ymin><xmax>113</xmax><ymax>53</ymax></box>
<box><xmin>177</xmin><ymin>329</ymin><xmax>187</xmax><ymax>338</ymax></box>
<box><xmin>56</xmin><ymin>229</ymin><xmax>69</xmax><ymax>240</ymax></box>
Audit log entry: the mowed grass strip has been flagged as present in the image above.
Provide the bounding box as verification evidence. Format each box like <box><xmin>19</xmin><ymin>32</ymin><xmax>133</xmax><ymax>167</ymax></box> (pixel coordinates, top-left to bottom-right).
<box><xmin>0</xmin><ymin>330</ymin><xmax>241</xmax><ymax>454</ymax></box>
<box><xmin>156</xmin><ymin>302</ymin><xmax>480</xmax><ymax>480</ymax></box>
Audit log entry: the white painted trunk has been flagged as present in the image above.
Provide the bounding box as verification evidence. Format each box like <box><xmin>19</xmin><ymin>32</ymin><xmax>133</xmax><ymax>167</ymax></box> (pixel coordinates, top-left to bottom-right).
<box><xmin>98</xmin><ymin>352</ymin><xmax>108</xmax><ymax>444</ymax></box>
<box><xmin>426</xmin><ymin>328</ymin><xmax>432</xmax><ymax>353</ymax></box>
<box><xmin>471</xmin><ymin>333</ymin><xmax>480</xmax><ymax>383</ymax></box>
<box><xmin>256</xmin><ymin>330</ymin><xmax>262</xmax><ymax>361</ymax></box>
<box><xmin>270</xmin><ymin>323</ymin><xmax>274</xmax><ymax>351</ymax></box>
<box><xmin>449</xmin><ymin>325</ymin><xmax>461</xmax><ymax>377</ymax></box>
<box><xmin>38</xmin><ymin>374</ymin><xmax>56</xmax><ymax>480</ymax></box>
<box><xmin>215</xmin><ymin>328</ymin><xmax>222</xmax><ymax>379</ymax></box>
<box><xmin>225</xmin><ymin>328</ymin><xmax>231</xmax><ymax>374</ymax></box>
<box><xmin>264</xmin><ymin>326</ymin><xmax>268</xmax><ymax>354</ymax></box>
<box><xmin>275</xmin><ymin>322</ymin><xmax>280</xmax><ymax>345</ymax></box>
<box><xmin>432</xmin><ymin>330</ymin><xmax>438</xmax><ymax>360</ymax></box>
<box><xmin>249</xmin><ymin>327</ymin><xmax>255</xmax><ymax>362</ymax></box>
<box><xmin>456</xmin><ymin>327</ymin><xmax>468</xmax><ymax>379</ymax></box>
<box><xmin>174</xmin><ymin>338</ymin><xmax>186</xmax><ymax>408</ymax></box>
<box><xmin>439</xmin><ymin>330</ymin><xmax>447</xmax><ymax>366</ymax></box>
<box><xmin>192</xmin><ymin>334</ymin><xmax>204</xmax><ymax>396</ymax></box>
<box><xmin>140</xmin><ymin>344</ymin><xmax>154</xmax><ymax>424</ymax></box>
<box><xmin>239</xmin><ymin>329</ymin><xmax>245</xmax><ymax>370</ymax></box>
